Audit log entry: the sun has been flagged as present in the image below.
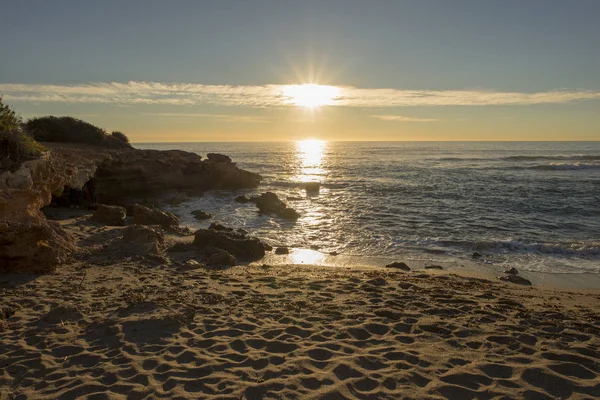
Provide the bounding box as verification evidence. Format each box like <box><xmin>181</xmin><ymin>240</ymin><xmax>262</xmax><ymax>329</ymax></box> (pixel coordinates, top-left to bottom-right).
<box><xmin>282</xmin><ymin>84</ymin><xmax>340</xmax><ymax>108</ymax></box>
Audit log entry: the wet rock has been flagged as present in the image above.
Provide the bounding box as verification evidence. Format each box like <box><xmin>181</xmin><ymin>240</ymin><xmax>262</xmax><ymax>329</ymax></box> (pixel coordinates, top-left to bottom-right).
<box><xmin>498</xmin><ymin>275</ymin><xmax>532</xmax><ymax>286</ymax></box>
<box><xmin>0</xmin><ymin>221</ymin><xmax>76</xmax><ymax>274</ymax></box>
<box><xmin>206</xmin><ymin>153</ymin><xmax>232</xmax><ymax>163</ymax></box>
<box><xmin>206</xmin><ymin>250</ymin><xmax>237</xmax><ymax>266</ymax></box>
<box><xmin>90</xmin><ymin>204</ymin><xmax>126</xmax><ymax>226</ymax></box>
<box><xmin>191</xmin><ymin>209</ymin><xmax>212</xmax><ymax>220</ymax></box>
<box><xmin>235</xmin><ymin>195</ymin><xmax>251</xmax><ymax>203</ymax></box>
<box><xmin>122</xmin><ymin>225</ymin><xmax>165</xmax><ymax>255</ymax></box>
<box><xmin>504</xmin><ymin>267</ymin><xmax>519</xmax><ymax>275</ymax></box>
<box><xmin>209</xmin><ymin>222</ymin><xmax>233</xmax><ymax>231</ymax></box>
<box><xmin>425</xmin><ymin>265</ymin><xmax>444</xmax><ymax>270</ymax></box>
<box><xmin>275</xmin><ymin>247</ymin><xmax>290</xmax><ymax>255</ymax></box>
<box><xmin>132</xmin><ymin>204</ymin><xmax>179</xmax><ymax>228</ymax></box>
<box><xmin>304</xmin><ymin>182</ymin><xmax>321</xmax><ymax>193</ymax></box>
<box><xmin>253</xmin><ymin>192</ymin><xmax>300</xmax><ymax>220</ymax></box>
<box><xmin>472</xmin><ymin>252</ymin><xmax>483</xmax><ymax>258</ymax></box>
<box><xmin>385</xmin><ymin>261</ymin><xmax>411</xmax><ymax>271</ymax></box>
<box><xmin>330</xmin><ymin>251</ymin><xmax>340</xmax><ymax>256</ymax></box>
<box><xmin>193</xmin><ymin>225</ymin><xmax>268</xmax><ymax>261</ymax></box>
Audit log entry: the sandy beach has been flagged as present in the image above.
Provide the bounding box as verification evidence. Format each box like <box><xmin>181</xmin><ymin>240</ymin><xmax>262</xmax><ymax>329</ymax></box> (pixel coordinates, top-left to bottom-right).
<box><xmin>2</xmin><ymin>215</ymin><xmax>600</xmax><ymax>399</ymax></box>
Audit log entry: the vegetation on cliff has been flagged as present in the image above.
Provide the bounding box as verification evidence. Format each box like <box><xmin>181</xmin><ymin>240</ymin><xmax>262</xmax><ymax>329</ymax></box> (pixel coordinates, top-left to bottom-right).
<box><xmin>26</xmin><ymin>116</ymin><xmax>132</xmax><ymax>149</ymax></box>
<box><xmin>0</xmin><ymin>97</ymin><xmax>46</xmax><ymax>171</ymax></box>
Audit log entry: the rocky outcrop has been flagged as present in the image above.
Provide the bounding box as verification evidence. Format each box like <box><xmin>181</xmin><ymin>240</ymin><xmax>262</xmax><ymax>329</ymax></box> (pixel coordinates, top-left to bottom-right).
<box><xmin>1</xmin><ymin>142</ymin><xmax>261</xmax><ymax>273</ymax></box>
<box><xmin>207</xmin><ymin>153</ymin><xmax>232</xmax><ymax>163</ymax></box>
<box><xmin>0</xmin><ymin>221</ymin><xmax>76</xmax><ymax>274</ymax></box>
<box><xmin>193</xmin><ymin>225</ymin><xmax>269</xmax><ymax>261</ymax></box>
<box><xmin>252</xmin><ymin>192</ymin><xmax>300</xmax><ymax>220</ymax></box>
<box><xmin>132</xmin><ymin>204</ymin><xmax>179</xmax><ymax>228</ymax></box>
<box><xmin>90</xmin><ymin>204</ymin><xmax>127</xmax><ymax>226</ymax></box>
<box><xmin>122</xmin><ymin>225</ymin><xmax>165</xmax><ymax>255</ymax></box>
<box><xmin>90</xmin><ymin>147</ymin><xmax>261</xmax><ymax>202</ymax></box>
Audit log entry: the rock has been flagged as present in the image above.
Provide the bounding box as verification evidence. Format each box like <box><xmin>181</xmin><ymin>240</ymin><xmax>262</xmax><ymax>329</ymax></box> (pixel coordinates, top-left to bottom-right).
<box><xmin>206</xmin><ymin>251</ymin><xmax>237</xmax><ymax>266</ymax></box>
<box><xmin>206</xmin><ymin>153</ymin><xmax>232</xmax><ymax>163</ymax></box>
<box><xmin>385</xmin><ymin>261</ymin><xmax>411</xmax><ymax>271</ymax></box>
<box><xmin>275</xmin><ymin>247</ymin><xmax>289</xmax><ymax>255</ymax></box>
<box><xmin>236</xmin><ymin>228</ymin><xmax>248</xmax><ymax>234</ymax></box>
<box><xmin>0</xmin><ymin>221</ymin><xmax>76</xmax><ymax>274</ymax></box>
<box><xmin>193</xmin><ymin>225</ymin><xmax>268</xmax><ymax>261</ymax></box>
<box><xmin>191</xmin><ymin>209</ymin><xmax>212</xmax><ymax>220</ymax></box>
<box><xmin>90</xmin><ymin>204</ymin><xmax>126</xmax><ymax>226</ymax></box>
<box><xmin>164</xmin><ymin>225</ymin><xmax>194</xmax><ymax>236</ymax></box>
<box><xmin>132</xmin><ymin>204</ymin><xmax>179</xmax><ymax>228</ymax></box>
<box><xmin>504</xmin><ymin>267</ymin><xmax>519</xmax><ymax>275</ymax></box>
<box><xmin>209</xmin><ymin>222</ymin><xmax>233</xmax><ymax>231</ymax></box>
<box><xmin>330</xmin><ymin>251</ymin><xmax>340</xmax><ymax>256</ymax></box>
<box><xmin>472</xmin><ymin>252</ymin><xmax>483</xmax><ymax>258</ymax></box>
<box><xmin>122</xmin><ymin>225</ymin><xmax>165</xmax><ymax>255</ymax></box>
<box><xmin>304</xmin><ymin>182</ymin><xmax>321</xmax><ymax>193</ymax></box>
<box><xmin>181</xmin><ymin>259</ymin><xmax>204</xmax><ymax>270</ymax></box>
<box><xmin>235</xmin><ymin>195</ymin><xmax>251</xmax><ymax>203</ymax></box>
<box><xmin>425</xmin><ymin>265</ymin><xmax>443</xmax><ymax>270</ymax></box>
<box><xmin>498</xmin><ymin>275</ymin><xmax>532</xmax><ymax>286</ymax></box>
<box><xmin>253</xmin><ymin>192</ymin><xmax>300</xmax><ymax>220</ymax></box>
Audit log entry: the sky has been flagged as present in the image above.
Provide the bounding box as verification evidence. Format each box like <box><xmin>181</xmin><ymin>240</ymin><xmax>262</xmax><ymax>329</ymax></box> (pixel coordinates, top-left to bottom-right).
<box><xmin>1</xmin><ymin>0</ymin><xmax>599</xmax><ymax>142</ymax></box>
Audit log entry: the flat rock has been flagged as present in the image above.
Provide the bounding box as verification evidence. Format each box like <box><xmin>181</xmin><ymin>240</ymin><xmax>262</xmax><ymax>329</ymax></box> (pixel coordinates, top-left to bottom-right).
<box><xmin>90</xmin><ymin>204</ymin><xmax>126</xmax><ymax>226</ymax></box>
<box><xmin>132</xmin><ymin>204</ymin><xmax>179</xmax><ymax>227</ymax></box>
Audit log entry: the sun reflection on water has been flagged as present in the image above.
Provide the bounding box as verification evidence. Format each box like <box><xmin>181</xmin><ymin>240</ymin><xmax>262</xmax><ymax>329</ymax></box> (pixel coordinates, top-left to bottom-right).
<box><xmin>295</xmin><ymin>139</ymin><xmax>326</xmax><ymax>183</ymax></box>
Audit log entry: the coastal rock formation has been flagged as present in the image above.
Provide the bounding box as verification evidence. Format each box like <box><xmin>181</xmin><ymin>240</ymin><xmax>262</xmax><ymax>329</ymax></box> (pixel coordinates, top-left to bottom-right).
<box><xmin>0</xmin><ymin>142</ymin><xmax>261</xmax><ymax>273</ymax></box>
<box><xmin>207</xmin><ymin>153</ymin><xmax>232</xmax><ymax>163</ymax></box>
<box><xmin>122</xmin><ymin>225</ymin><xmax>165</xmax><ymax>255</ymax></box>
<box><xmin>132</xmin><ymin>204</ymin><xmax>179</xmax><ymax>228</ymax></box>
<box><xmin>499</xmin><ymin>275</ymin><xmax>532</xmax><ymax>286</ymax></box>
<box><xmin>90</xmin><ymin>204</ymin><xmax>127</xmax><ymax>226</ymax></box>
<box><xmin>304</xmin><ymin>182</ymin><xmax>321</xmax><ymax>193</ymax></box>
<box><xmin>193</xmin><ymin>225</ymin><xmax>268</xmax><ymax>261</ymax></box>
<box><xmin>253</xmin><ymin>192</ymin><xmax>300</xmax><ymax>220</ymax></box>
<box><xmin>0</xmin><ymin>221</ymin><xmax>75</xmax><ymax>274</ymax></box>
<box><xmin>234</xmin><ymin>195</ymin><xmax>251</xmax><ymax>203</ymax></box>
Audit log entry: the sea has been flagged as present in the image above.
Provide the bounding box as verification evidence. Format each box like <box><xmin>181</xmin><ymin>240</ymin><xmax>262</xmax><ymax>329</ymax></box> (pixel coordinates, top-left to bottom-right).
<box><xmin>136</xmin><ymin>141</ymin><xmax>600</xmax><ymax>275</ymax></box>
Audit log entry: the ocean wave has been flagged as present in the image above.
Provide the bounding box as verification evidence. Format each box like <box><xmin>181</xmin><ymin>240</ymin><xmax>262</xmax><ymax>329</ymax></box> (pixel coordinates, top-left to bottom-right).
<box><xmin>438</xmin><ymin>155</ymin><xmax>600</xmax><ymax>162</ymax></box>
<box><xmin>522</xmin><ymin>163</ymin><xmax>600</xmax><ymax>171</ymax></box>
<box><xmin>438</xmin><ymin>238</ymin><xmax>600</xmax><ymax>257</ymax></box>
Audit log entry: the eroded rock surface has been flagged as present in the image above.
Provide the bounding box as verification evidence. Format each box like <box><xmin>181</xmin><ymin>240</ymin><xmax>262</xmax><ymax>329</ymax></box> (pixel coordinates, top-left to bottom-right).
<box><xmin>90</xmin><ymin>204</ymin><xmax>127</xmax><ymax>226</ymax></box>
<box><xmin>132</xmin><ymin>204</ymin><xmax>179</xmax><ymax>228</ymax></box>
<box><xmin>193</xmin><ymin>225</ymin><xmax>269</xmax><ymax>261</ymax></box>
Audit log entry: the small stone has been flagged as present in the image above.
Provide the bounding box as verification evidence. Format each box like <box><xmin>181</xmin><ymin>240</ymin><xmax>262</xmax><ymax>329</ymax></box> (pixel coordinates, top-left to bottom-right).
<box><xmin>329</xmin><ymin>251</ymin><xmax>339</xmax><ymax>256</ymax></box>
<box><xmin>275</xmin><ymin>247</ymin><xmax>289</xmax><ymax>255</ymax></box>
<box><xmin>498</xmin><ymin>275</ymin><xmax>532</xmax><ymax>286</ymax></box>
<box><xmin>206</xmin><ymin>251</ymin><xmax>237</xmax><ymax>267</ymax></box>
<box><xmin>191</xmin><ymin>210</ymin><xmax>212</xmax><ymax>220</ymax></box>
<box><xmin>425</xmin><ymin>265</ymin><xmax>443</xmax><ymax>270</ymax></box>
<box><xmin>472</xmin><ymin>252</ymin><xmax>483</xmax><ymax>258</ymax></box>
<box><xmin>181</xmin><ymin>260</ymin><xmax>203</xmax><ymax>270</ymax></box>
<box><xmin>235</xmin><ymin>195</ymin><xmax>251</xmax><ymax>203</ymax></box>
<box><xmin>385</xmin><ymin>261</ymin><xmax>411</xmax><ymax>271</ymax></box>
<box><xmin>504</xmin><ymin>267</ymin><xmax>519</xmax><ymax>275</ymax></box>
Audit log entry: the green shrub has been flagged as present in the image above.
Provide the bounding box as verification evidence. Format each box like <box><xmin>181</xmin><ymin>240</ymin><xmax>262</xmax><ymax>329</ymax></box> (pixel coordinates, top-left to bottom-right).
<box><xmin>0</xmin><ymin>97</ymin><xmax>46</xmax><ymax>171</ymax></box>
<box><xmin>25</xmin><ymin>116</ymin><xmax>132</xmax><ymax>149</ymax></box>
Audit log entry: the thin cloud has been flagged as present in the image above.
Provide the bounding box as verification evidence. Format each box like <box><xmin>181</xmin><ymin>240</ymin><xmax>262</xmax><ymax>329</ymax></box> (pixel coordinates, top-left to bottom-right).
<box><xmin>371</xmin><ymin>115</ymin><xmax>438</xmax><ymax>122</ymax></box>
<box><xmin>147</xmin><ymin>112</ymin><xmax>269</xmax><ymax>123</ymax></box>
<box><xmin>2</xmin><ymin>81</ymin><xmax>599</xmax><ymax>108</ymax></box>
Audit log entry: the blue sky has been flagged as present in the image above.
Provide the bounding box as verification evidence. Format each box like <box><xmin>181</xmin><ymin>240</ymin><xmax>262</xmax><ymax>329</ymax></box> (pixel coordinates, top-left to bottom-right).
<box><xmin>1</xmin><ymin>0</ymin><xmax>599</xmax><ymax>141</ymax></box>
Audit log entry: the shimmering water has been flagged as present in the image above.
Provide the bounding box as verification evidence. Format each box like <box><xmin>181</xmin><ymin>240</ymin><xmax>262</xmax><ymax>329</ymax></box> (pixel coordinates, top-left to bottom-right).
<box><xmin>136</xmin><ymin>141</ymin><xmax>600</xmax><ymax>274</ymax></box>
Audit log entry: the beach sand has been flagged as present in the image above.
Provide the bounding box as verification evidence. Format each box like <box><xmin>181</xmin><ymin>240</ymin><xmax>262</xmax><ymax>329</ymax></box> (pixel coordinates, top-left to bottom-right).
<box><xmin>1</xmin><ymin>216</ymin><xmax>600</xmax><ymax>399</ymax></box>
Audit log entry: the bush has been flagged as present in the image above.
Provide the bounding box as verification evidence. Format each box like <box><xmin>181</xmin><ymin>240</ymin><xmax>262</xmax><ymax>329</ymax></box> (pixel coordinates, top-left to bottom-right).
<box><xmin>111</xmin><ymin>131</ymin><xmax>129</xmax><ymax>143</ymax></box>
<box><xmin>0</xmin><ymin>97</ymin><xmax>46</xmax><ymax>171</ymax></box>
<box><xmin>25</xmin><ymin>116</ymin><xmax>132</xmax><ymax>149</ymax></box>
